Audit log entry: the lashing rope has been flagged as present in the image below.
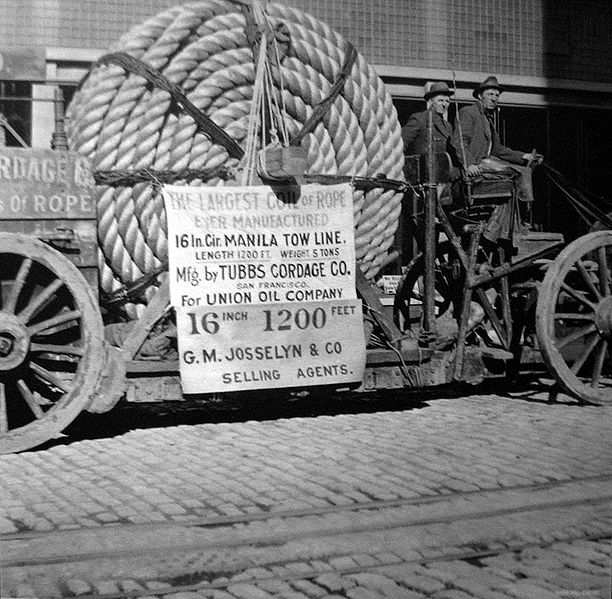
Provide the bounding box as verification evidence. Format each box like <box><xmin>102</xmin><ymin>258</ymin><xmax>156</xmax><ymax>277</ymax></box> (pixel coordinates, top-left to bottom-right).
<box><xmin>290</xmin><ymin>41</ymin><xmax>357</xmax><ymax>147</ymax></box>
<box><xmin>93</xmin><ymin>52</ymin><xmax>244</xmax><ymax>160</ymax></box>
<box><xmin>240</xmin><ymin>1</ymin><xmax>269</xmax><ymax>185</ymax></box>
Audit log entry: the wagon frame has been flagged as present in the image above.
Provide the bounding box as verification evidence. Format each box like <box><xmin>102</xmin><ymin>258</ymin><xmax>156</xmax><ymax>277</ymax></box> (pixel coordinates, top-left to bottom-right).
<box><xmin>1</xmin><ymin>19</ymin><xmax>611</xmax><ymax>453</ymax></box>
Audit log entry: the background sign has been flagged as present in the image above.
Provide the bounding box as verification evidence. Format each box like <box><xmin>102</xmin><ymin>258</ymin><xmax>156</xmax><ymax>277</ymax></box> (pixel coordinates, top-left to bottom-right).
<box><xmin>0</xmin><ymin>48</ymin><xmax>46</xmax><ymax>81</ymax></box>
<box><xmin>0</xmin><ymin>148</ymin><xmax>95</xmax><ymax>219</ymax></box>
<box><xmin>164</xmin><ymin>183</ymin><xmax>366</xmax><ymax>393</ymax></box>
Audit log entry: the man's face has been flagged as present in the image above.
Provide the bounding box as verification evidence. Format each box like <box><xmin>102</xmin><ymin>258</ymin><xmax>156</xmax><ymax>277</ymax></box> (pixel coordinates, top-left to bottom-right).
<box><xmin>430</xmin><ymin>94</ymin><xmax>451</xmax><ymax>115</ymax></box>
<box><xmin>479</xmin><ymin>88</ymin><xmax>500</xmax><ymax>111</ymax></box>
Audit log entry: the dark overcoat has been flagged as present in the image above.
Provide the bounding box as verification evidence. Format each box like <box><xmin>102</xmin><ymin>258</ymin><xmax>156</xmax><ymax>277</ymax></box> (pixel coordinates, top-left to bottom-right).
<box><xmin>401</xmin><ymin>109</ymin><xmax>454</xmax><ymax>156</ymax></box>
<box><xmin>452</xmin><ymin>102</ymin><xmax>524</xmax><ymax>167</ymax></box>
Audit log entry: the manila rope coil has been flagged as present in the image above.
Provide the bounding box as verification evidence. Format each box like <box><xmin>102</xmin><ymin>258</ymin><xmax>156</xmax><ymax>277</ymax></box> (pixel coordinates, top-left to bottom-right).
<box><xmin>66</xmin><ymin>0</ymin><xmax>405</xmax><ymax>319</ymax></box>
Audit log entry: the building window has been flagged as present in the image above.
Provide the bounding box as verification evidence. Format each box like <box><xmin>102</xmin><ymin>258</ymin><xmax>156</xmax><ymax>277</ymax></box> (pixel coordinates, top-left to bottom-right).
<box><xmin>0</xmin><ymin>81</ymin><xmax>31</xmax><ymax>147</ymax></box>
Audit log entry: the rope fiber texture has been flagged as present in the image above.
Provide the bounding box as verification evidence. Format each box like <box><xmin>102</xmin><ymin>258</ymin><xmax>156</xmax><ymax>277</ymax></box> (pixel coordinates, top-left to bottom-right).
<box><xmin>66</xmin><ymin>0</ymin><xmax>405</xmax><ymax>318</ymax></box>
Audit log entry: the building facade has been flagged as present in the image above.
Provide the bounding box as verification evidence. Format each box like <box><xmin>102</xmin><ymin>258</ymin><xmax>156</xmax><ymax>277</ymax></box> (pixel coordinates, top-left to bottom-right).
<box><xmin>1</xmin><ymin>0</ymin><xmax>611</xmax><ymax>234</ymax></box>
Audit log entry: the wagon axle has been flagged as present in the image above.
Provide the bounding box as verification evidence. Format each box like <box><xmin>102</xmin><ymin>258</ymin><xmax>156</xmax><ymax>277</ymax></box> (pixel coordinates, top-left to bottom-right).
<box><xmin>0</xmin><ymin>333</ymin><xmax>14</xmax><ymax>357</ymax></box>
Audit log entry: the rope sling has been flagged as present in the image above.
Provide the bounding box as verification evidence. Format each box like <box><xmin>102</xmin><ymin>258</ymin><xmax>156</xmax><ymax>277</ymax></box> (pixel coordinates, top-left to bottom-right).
<box><xmin>65</xmin><ymin>0</ymin><xmax>405</xmax><ymax>318</ymax></box>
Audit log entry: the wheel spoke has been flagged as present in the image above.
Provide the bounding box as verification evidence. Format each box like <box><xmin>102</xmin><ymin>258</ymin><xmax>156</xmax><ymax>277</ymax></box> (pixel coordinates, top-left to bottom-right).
<box><xmin>0</xmin><ymin>383</ymin><xmax>7</xmax><ymax>433</ymax></box>
<box><xmin>590</xmin><ymin>340</ymin><xmax>608</xmax><ymax>387</ymax></box>
<box><xmin>17</xmin><ymin>379</ymin><xmax>44</xmax><ymax>419</ymax></box>
<box><xmin>28</xmin><ymin>361</ymin><xmax>71</xmax><ymax>393</ymax></box>
<box><xmin>477</xmin><ymin>295</ymin><xmax>509</xmax><ymax>348</ymax></box>
<box><xmin>575</xmin><ymin>259</ymin><xmax>601</xmax><ymax>302</ymax></box>
<box><xmin>553</xmin><ymin>312</ymin><xmax>594</xmax><ymax>321</ymax></box>
<box><xmin>597</xmin><ymin>246</ymin><xmax>611</xmax><ymax>296</ymax></box>
<box><xmin>17</xmin><ymin>279</ymin><xmax>64</xmax><ymax>323</ymax></box>
<box><xmin>570</xmin><ymin>333</ymin><xmax>600</xmax><ymax>375</ymax></box>
<box><xmin>556</xmin><ymin>323</ymin><xmax>597</xmax><ymax>350</ymax></box>
<box><xmin>410</xmin><ymin>291</ymin><xmax>424</xmax><ymax>303</ymax></box>
<box><xmin>4</xmin><ymin>258</ymin><xmax>33</xmax><ymax>314</ymax></box>
<box><xmin>30</xmin><ymin>343</ymin><xmax>85</xmax><ymax>357</ymax></box>
<box><xmin>27</xmin><ymin>309</ymin><xmax>81</xmax><ymax>337</ymax></box>
<box><xmin>560</xmin><ymin>281</ymin><xmax>597</xmax><ymax>311</ymax></box>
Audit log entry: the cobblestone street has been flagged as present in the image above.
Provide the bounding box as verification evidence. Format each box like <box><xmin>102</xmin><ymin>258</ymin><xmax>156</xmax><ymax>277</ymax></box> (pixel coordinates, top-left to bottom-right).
<box><xmin>1</xmin><ymin>391</ymin><xmax>611</xmax><ymax>598</ymax></box>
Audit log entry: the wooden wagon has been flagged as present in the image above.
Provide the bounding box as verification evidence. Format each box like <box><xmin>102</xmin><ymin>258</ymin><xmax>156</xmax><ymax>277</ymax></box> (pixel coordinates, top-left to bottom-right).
<box><xmin>0</xmin><ymin>0</ymin><xmax>610</xmax><ymax>454</ymax></box>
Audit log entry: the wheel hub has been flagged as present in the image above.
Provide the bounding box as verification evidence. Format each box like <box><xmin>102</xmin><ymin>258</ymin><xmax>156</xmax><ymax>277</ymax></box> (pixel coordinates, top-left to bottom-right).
<box><xmin>0</xmin><ymin>313</ymin><xmax>30</xmax><ymax>371</ymax></box>
<box><xmin>594</xmin><ymin>296</ymin><xmax>612</xmax><ymax>339</ymax></box>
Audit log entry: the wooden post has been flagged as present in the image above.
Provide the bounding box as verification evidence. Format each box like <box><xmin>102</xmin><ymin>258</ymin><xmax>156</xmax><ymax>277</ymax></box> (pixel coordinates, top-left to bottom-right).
<box><xmin>420</xmin><ymin>107</ymin><xmax>437</xmax><ymax>343</ymax></box>
<box><xmin>453</xmin><ymin>225</ymin><xmax>482</xmax><ymax>380</ymax></box>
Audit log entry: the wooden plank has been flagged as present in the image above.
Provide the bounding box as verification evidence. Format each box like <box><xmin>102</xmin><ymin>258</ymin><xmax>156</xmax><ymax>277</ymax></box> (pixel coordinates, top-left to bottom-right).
<box><xmin>121</xmin><ymin>275</ymin><xmax>171</xmax><ymax>359</ymax></box>
<box><xmin>355</xmin><ymin>266</ymin><xmax>403</xmax><ymax>346</ymax></box>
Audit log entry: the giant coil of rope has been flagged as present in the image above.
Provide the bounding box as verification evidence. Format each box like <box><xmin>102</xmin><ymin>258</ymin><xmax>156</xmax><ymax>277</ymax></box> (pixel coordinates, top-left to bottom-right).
<box><xmin>65</xmin><ymin>0</ymin><xmax>405</xmax><ymax>318</ymax></box>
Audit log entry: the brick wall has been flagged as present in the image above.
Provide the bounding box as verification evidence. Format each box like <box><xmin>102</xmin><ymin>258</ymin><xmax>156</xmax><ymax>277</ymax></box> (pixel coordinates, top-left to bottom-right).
<box><xmin>1</xmin><ymin>0</ymin><xmax>610</xmax><ymax>85</ymax></box>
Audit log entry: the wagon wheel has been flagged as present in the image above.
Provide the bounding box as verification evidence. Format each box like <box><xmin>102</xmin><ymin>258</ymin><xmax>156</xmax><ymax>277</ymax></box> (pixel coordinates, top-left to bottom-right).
<box><xmin>0</xmin><ymin>233</ymin><xmax>105</xmax><ymax>453</ymax></box>
<box><xmin>393</xmin><ymin>241</ymin><xmax>459</xmax><ymax>334</ymax></box>
<box><xmin>394</xmin><ymin>238</ymin><xmax>516</xmax><ymax>358</ymax></box>
<box><xmin>536</xmin><ymin>230</ymin><xmax>612</xmax><ymax>404</ymax></box>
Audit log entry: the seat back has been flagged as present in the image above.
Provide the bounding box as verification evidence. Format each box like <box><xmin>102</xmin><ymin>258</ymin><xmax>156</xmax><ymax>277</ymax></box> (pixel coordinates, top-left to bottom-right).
<box><xmin>460</xmin><ymin>176</ymin><xmax>515</xmax><ymax>205</ymax></box>
<box><xmin>403</xmin><ymin>152</ymin><xmax>453</xmax><ymax>185</ymax></box>
<box><xmin>449</xmin><ymin>175</ymin><xmax>516</xmax><ymax>231</ymax></box>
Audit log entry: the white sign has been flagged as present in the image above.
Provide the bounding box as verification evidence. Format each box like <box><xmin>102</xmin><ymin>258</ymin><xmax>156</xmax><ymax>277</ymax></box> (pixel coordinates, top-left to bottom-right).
<box><xmin>163</xmin><ymin>183</ymin><xmax>366</xmax><ymax>393</ymax></box>
<box><xmin>176</xmin><ymin>301</ymin><xmax>366</xmax><ymax>393</ymax></box>
<box><xmin>162</xmin><ymin>183</ymin><xmax>356</xmax><ymax>306</ymax></box>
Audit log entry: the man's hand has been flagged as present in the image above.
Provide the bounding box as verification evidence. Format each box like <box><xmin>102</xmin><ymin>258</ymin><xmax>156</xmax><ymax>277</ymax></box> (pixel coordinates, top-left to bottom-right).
<box><xmin>466</xmin><ymin>164</ymin><xmax>483</xmax><ymax>177</ymax></box>
<box><xmin>523</xmin><ymin>151</ymin><xmax>544</xmax><ymax>166</ymax></box>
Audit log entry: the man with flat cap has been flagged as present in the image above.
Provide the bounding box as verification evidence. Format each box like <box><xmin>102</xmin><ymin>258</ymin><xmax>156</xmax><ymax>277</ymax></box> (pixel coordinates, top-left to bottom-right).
<box><xmin>452</xmin><ymin>75</ymin><xmax>543</xmax><ymax>240</ymax></box>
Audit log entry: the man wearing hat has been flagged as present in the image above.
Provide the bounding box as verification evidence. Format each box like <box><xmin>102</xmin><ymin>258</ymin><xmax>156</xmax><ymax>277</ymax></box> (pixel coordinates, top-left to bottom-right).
<box><xmin>452</xmin><ymin>75</ymin><xmax>543</xmax><ymax>190</ymax></box>
<box><xmin>402</xmin><ymin>81</ymin><xmax>457</xmax><ymax>158</ymax></box>
<box><xmin>452</xmin><ymin>75</ymin><xmax>543</xmax><ymax>240</ymax></box>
